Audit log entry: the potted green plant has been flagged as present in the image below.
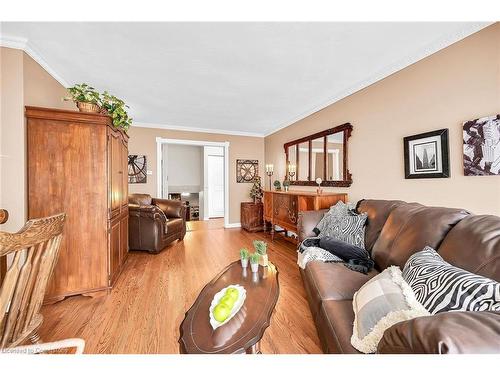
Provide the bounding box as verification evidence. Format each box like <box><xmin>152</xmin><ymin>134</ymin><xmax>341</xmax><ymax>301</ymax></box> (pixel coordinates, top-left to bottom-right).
<box><xmin>100</xmin><ymin>91</ymin><xmax>133</xmax><ymax>132</ymax></box>
<box><xmin>253</xmin><ymin>240</ymin><xmax>268</xmax><ymax>267</ymax></box>
<box><xmin>249</xmin><ymin>253</ymin><xmax>260</xmax><ymax>273</ymax></box>
<box><xmin>64</xmin><ymin>83</ymin><xmax>101</xmax><ymax>113</ymax></box>
<box><xmin>283</xmin><ymin>179</ymin><xmax>290</xmax><ymax>192</ymax></box>
<box><xmin>273</xmin><ymin>180</ymin><xmax>281</xmax><ymax>191</ymax></box>
<box><xmin>240</xmin><ymin>248</ymin><xmax>249</xmax><ymax>268</ymax></box>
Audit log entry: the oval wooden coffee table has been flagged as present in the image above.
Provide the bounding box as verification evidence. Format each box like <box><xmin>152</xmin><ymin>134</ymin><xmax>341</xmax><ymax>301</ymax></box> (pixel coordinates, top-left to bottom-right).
<box><xmin>179</xmin><ymin>260</ymin><xmax>279</xmax><ymax>354</ymax></box>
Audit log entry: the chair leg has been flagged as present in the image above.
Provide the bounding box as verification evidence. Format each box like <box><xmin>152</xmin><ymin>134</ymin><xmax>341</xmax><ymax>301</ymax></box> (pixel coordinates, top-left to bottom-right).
<box><xmin>29</xmin><ymin>331</ymin><xmax>42</xmax><ymax>345</ymax></box>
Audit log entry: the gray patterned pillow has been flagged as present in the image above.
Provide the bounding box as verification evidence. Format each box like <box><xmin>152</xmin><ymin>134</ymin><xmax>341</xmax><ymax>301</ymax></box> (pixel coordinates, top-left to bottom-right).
<box><xmin>315</xmin><ymin>201</ymin><xmax>350</xmax><ymax>234</ymax></box>
<box><xmin>315</xmin><ymin>201</ymin><xmax>367</xmax><ymax>249</ymax></box>
<box><xmin>322</xmin><ymin>212</ymin><xmax>367</xmax><ymax>249</ymax></box>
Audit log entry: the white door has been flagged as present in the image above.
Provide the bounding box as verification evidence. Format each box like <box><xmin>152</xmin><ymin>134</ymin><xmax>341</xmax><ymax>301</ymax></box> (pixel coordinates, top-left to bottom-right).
<box><xmin>208</xmin><ymin>155</ymin><xmax>224</xmax><ymax>218</ymax></box>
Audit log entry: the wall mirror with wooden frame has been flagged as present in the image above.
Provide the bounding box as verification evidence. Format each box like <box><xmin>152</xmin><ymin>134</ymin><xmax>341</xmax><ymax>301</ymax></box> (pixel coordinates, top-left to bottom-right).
<box><xmin>284</xmin><ymin>123</ymin><xmax>353</xmax><ymax>187</ymax></box>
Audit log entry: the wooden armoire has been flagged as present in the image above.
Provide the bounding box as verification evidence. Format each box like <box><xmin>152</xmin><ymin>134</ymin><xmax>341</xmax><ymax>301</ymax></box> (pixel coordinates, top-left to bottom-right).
<box><xmin>26</xmin><ymin>106</ymin><xmax>129</xmax><ymax>303</ymax></box>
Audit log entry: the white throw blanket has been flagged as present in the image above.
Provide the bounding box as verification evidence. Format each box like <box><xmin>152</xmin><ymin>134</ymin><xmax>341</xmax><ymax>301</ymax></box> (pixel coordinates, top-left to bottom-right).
<box><xmin>297</xmin><ymin>246</ymin><xmax>342</xmax><ymax>269</ymax></box>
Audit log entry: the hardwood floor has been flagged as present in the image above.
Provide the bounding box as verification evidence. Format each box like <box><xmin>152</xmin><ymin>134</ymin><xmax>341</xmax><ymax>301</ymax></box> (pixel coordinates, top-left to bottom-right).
<box><xmin>186</xmin><ymin>218</ymin><xmax>224</xmax><ymax>232</ymax></box>
<box><xmin>39</xmin><ymin>224</ymin><xmax>322</xmax><ymax>354</ymax></box>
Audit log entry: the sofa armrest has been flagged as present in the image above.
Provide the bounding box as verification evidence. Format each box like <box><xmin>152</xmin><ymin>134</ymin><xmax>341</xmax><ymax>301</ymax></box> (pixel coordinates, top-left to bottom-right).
<box><xmin>152</xmin><ymin>198</ymin><xmax>184</xmax><ymax>219</ymax></box>
<box><xmin>297</xmin><ymin>209</ymin><xmax>327</xmax><ymax>243</ymax></box>
<box><xmin>377</xmin><ymin>311</ymin><xmax>500</xmax><ymax>354</ymax></box>
<box><xmin>128</xmin><ymin>204</ymin><xmax>168</xmax><ymax>253</ymax></box>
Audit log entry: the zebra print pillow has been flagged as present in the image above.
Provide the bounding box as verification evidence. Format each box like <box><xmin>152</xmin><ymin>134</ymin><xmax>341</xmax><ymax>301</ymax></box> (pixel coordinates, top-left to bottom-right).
<box><xmin>402</xmin><ymin>247</ymin><xmax>500</xmax><ymax>314</ymax></box>
<box><xmin>315</xmin><ymin>201</ymin><xmax>350</xmax><ymax>235</ymax></box>
<box><xmin>313</xmin><ymin>201</ymin><xmax>368</xmax><ymax>248</ymax></box>
<box><xmin>321</xmin><ymin>213</ymin><xmax>368</xmax><ymax>249</ymax></box>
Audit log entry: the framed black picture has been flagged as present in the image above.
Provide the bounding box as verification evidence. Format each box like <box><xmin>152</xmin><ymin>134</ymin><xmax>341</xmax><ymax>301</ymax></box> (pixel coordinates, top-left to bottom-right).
<box><xmin>236</xmin><ymin>159</ymin><xmax>259</xmax><ymax>183</ymax></box>
<box><xmin>404</xmin><ymin>129</ymin><xmax>450</xmax><ymax>179</ymax></box>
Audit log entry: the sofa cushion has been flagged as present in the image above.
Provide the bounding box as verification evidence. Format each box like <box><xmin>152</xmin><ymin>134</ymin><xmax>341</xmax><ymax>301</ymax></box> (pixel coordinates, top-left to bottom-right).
<box><xmin>129</xmin><ymin>193</ymin><xmax>152</xmax><ymax>206</ymax></box>
<box><xmin>316</xmin><ymin>300</ymin><xmax>359</xmax><ymax>354</ymax></box>
<box><xmin>438</xmin><ymin>215</ymin><xmax>500</xmax><ymax>281</ymax></box>
<box><xmin>378</xmin><ymin>310</ymin><xmax>500</xmax><ymax>354</ymax></box>
<box><xmin>356</xmin><ymin>199</ymin><xmax>405</xmax><ymax>252</ymax></box>
<box><xmin>371</xmin><ymin>203</ymin><xmax>469</xmax><ymax>270</ymax></box>
<box><xmin>303</xmin><ymin>261</ymin><xmax>378</xmax><ymax>318</ymax></box>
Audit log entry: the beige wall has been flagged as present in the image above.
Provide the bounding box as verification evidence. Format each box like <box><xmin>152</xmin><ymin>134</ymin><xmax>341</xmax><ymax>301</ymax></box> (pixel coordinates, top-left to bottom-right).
<box><xmin>166</xmin><ymin>144</ymin><xmax>203</xmax><ymax>190</ymax></box>
<box><xmin>0</xmin><ymin>48</ymin><xmax>25</xmax><ymax>232</ymax></box>
<box><xmin>0</xmin><ymin>47</ymin><xmax>72</xmax><ymax>232</ymax></box>
<box><xmin>127</xmin><ymin>126</ymin><xmax>265</xmax><ymax>224</ymax></box>
<box><xmin>265</xmin><ymin>24</ymin><xmax>500</xmax><ymax>216</ymax></box>
<box><xmin>23</xmin><ymin>53</ymin><xmax>74</xmax><ymax>110</ymax></box>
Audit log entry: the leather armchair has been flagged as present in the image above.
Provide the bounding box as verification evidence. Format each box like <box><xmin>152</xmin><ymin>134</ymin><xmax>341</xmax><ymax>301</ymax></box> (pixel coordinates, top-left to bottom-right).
<box><xmin>128</xmin><ymin>194</ymin><xmax>186</xmax><ymax>253</ymax></box>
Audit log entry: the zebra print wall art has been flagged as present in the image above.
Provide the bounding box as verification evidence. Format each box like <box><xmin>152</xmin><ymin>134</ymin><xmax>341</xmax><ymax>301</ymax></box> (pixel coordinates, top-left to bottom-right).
<box><xmin>402</xmin><ymin>247</ymin><xmax>500</xmax><ymax>314</ymax></box>
<box><xmin>463</xmin><ymin>115</ymin><xmax>500</xmax><ymax>176</ymax></box>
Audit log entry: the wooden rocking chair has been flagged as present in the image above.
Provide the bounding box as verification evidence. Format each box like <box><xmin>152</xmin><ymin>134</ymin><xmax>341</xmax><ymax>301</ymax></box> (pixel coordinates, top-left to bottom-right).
<box><xmin>0</xmin><ymin>213</ymin><xmax>84</xmax><ymax>354</ymax></box>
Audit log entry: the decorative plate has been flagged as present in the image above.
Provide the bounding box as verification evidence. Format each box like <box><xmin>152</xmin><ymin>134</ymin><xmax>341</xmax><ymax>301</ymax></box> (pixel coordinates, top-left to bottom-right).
<box><xmin>209</xmin><ymin>284</ymin><xmax>246</xmax><ymax>330</ymax></box>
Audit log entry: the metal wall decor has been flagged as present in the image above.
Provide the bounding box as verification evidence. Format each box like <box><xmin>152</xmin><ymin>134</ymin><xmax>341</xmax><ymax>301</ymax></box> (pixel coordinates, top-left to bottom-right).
<box><xmin>128</xmin><ymin>155</ymin><xmax>147</xmax><ymax>183</ymax></box>
<box><xmin>237</xmin><ymin>159</ymin><xmax>259</xmax><ymax>183</ymax></box>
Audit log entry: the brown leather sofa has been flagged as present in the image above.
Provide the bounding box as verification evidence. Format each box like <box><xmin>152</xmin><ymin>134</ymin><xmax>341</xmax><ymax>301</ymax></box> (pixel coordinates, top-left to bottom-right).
<box><xmin>297</xmin><ymin>199</ymin><xmax>500</xmax><ymax>354</ymax></box>
<box><xmin>128</xmin><ymin>194</ymin><xmax>186</xmax><ymax>253</ymax></box>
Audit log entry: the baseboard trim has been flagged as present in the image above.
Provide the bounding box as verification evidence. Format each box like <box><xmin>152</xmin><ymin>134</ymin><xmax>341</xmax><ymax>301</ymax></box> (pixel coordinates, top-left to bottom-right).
<box><xmin>225</xmin><ymin>222</ymin><xmax>241</xmax><ymax>229</ymax></box>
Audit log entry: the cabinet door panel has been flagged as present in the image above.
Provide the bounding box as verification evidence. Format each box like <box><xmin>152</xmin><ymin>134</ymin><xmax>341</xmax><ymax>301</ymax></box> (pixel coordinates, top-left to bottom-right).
<box><xmin>263</xmin><ymin>192</ymin><xmax>272</xmax><ymax>219</ymax></box>
<box><xmin>120</xmin><ymin>214</ymin><xmax>128</xmax><ymax>264</ymax></box>
<box><xmin>108</xmin><ymin>131</ymin><xmax>122</xmax><ymax>216</ymax></box>
<box><xmin>121</xmin><ymin>142</ymin><xmax>128</xmax><ymax>208</ymax></box>
<box><xmin>273</xmin><ymin>194</ymin><xmax>298</xmax><ymax>227</ymax></box>
<box><xmin>28</xmin><ymin>118</ymin><xmax>108</xmax><ymax>299</ymax></box>
<box><xmin>109</xmin><ymin>220</ymin><xmax>120</xmax><ymax>286</ymax></box>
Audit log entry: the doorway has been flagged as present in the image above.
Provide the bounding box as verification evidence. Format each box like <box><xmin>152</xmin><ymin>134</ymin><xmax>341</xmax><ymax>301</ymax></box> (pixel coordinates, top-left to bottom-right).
<box><xmin>205</xmin><ymin>146</ymin><xmax>224</xmax><ymax>218</ymax></box>
<box><xmin>156</xmin><ymin>138</ymin><xmax>230</xmax><ymax>228</ymax></box>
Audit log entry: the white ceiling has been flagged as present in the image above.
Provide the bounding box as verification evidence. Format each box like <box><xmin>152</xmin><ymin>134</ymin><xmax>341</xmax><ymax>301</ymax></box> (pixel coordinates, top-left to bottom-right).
<box><xmin>0</xmin><ymin>22</ymin><xmax>490</xmax><ymax>136</ymax></box>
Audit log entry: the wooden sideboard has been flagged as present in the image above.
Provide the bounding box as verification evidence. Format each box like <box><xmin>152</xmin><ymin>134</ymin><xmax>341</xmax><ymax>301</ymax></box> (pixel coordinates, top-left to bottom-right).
<box><xmin>263</xmin><ymin>190</ymin><xmax>347</xmax><ymax>240</ymax></box>
<box><xmin>26</xmin><ymin>106</ymin><xmax>129</xmax><ymax>303</ymax></box>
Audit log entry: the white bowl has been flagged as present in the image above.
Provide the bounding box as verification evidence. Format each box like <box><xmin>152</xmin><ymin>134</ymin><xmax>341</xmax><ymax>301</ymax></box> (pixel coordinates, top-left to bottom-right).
<box><xmin>209</xmin><ymin>284</ymin><xmax>247</xmax><ymax>330</ymax></box>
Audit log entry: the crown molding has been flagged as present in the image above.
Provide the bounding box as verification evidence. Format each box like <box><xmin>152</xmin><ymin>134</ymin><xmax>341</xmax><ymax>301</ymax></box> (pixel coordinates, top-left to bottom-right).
<box><xmin>133</xmin><ymin>121</ymin><xmax>265</xmax><ymax>138</ymax></box>
<box><xmin>0</xmin><ymin>34</ymin><xmax>69</xmax><ymax>87</ymax></box>
<box><xmin>263</xmin><ymin>22</ymin><xmax>493</xmax><ymax>137</ymax></box>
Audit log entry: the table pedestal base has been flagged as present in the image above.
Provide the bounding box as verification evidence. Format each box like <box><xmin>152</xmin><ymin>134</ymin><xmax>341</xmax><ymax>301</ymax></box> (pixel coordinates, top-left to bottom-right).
<box><xmin>245</xmin><ymin>341</ymin><xmax>261</xmax><ymax>354</ymax></box>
